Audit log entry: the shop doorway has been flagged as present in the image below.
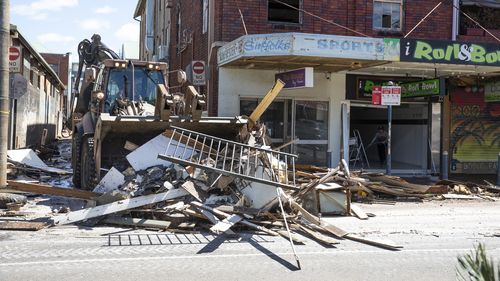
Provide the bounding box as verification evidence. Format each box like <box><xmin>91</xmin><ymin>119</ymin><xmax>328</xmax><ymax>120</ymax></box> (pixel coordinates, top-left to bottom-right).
<box><xmin>240</xmin><ymin>98</ymin><xmax>329</xmax><ymax>166</ymax></box>
<box><xmin>342</xmin><ymin>101</ymin><xmax>438</xmax><ymax>174</ymax></box>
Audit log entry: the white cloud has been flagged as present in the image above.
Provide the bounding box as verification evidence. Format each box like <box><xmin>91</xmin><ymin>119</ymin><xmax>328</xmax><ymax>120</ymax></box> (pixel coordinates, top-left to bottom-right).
<box><xmin>80</xmin><ymin>19</ymin><xmax>111</xmax><ymax>31</ymax></box>
<box><xmin>37</xmin><ymin>33</ymin><xmax>75</xmax><ymax>44</ymax></box>
<box><xmin>12</xmin><ymin>0</ymin><xmax>78</xmax><ymax>20</ymax></box>
<box><xmin>95</xmin><ymin>6</ymin><xmax>116</xmax><ymax>14</ymax></box>
<box><xmin>115</xmin><ymin>23</ymin><xmax>140</xmax><ymax>42</ymax></box>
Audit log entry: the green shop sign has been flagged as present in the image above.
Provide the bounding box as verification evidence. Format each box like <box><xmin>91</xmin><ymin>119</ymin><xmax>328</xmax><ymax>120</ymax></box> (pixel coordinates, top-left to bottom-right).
<box><xmin>401</xmin><ymin>39</ymin><xmax>500</xmax><ymax>66</ymax></box>
<box><xmin>400</xmin><ymin>78</ymin><xmax>444</xmax><ymax>98</ymax></box>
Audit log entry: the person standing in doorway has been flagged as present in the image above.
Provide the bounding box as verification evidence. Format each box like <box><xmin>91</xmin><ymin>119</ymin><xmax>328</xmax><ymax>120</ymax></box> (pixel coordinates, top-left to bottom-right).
<box><xmin>367</xmin><ymin>126</ymin><xmax>388</xmax><ymax>164</ymax></box>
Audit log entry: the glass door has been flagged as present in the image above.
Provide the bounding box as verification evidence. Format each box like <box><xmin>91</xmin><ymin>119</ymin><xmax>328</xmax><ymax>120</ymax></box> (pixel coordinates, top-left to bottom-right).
<box><xmin>292</xmin><ymin>100</ymin><xmax>329</xmax><ymax>166</ymax></box>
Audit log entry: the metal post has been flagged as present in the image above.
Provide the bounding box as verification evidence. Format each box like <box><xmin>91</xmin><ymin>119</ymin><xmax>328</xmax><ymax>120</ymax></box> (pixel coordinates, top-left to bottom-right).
<box><xmin>441</xmin><ymin>151</ymin><xmax>449</xmax><ymax>180</ymax></box>
<box><xmin>386</xmin><ymin>105</ymin><xmax>392</xmax><ymax>175</ymax></box>
<box><xmin>0</xmin><ymin>0</ymin><xmax>10</xmax><ymax>188</ymax></box>
<box><xmin>497</xmin><ymin>153</ymin><xmax>500</xmax><ymax>186</ymax></box>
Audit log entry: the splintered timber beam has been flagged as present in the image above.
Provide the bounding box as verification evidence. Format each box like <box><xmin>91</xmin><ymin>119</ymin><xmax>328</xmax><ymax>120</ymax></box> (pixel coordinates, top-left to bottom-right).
<box><xmin>7</xmin><ymin>180</ymin><xmax>100</xmax><ymax>200</ymax></box>
<box><xmin>191</xmin><ymin>201</ymin><xmax>279</xmax><ymax>236</ymax></box>
<box><xmin>248</xmin><ymin>79</ymin><xmax>285</xmax><ymax>129</ymax></box>
<box><xmin>51</xmin><ymin>188</ymin><xmax>189</xmax><ymax>226</ymax></box>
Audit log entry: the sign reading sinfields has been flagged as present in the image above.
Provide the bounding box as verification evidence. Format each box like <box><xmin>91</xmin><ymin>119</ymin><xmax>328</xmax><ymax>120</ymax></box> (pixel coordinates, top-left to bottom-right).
<box><xmin>401</xmin><ymin>39</ymin><xmax>500</xmax><ymax>66</ymax></box>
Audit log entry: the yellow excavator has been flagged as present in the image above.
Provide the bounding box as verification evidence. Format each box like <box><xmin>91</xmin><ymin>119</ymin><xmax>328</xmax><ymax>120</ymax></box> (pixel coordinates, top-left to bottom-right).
<box><xmin>69</xmin><ymin>35</ymin><xmax>244</xmax><ymax>190</ymax></box>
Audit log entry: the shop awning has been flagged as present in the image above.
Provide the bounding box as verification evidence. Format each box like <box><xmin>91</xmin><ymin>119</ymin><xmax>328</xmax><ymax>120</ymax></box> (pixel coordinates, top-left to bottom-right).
<box><xmin>217</xmin><ymin>33</ymin><xmax>398</xmax><ymax>72</ymax></box>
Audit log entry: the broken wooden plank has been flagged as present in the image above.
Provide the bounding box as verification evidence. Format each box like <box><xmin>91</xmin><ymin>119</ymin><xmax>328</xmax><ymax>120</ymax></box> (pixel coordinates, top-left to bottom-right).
<box><xmin>51</xmin><ymin>188</ymin><xmax>189</xmax><ymax>226</ymax></box>
<box><xmin>102</xmin><ymin>217</ymin><xmax>171</xmax><ymax>229</ymax></box>
<box><xmin>441</xmin><ymin>194</ymin><xmax>480</xmax><ymax>200</ymax></box>
<box><xmin>362</xmin><ymin>174</ymin><xmax>430</xmax><ymax>193</ymax></box>
<box><xmin>191</xmin><ymin>201</ymin><xmax>280</xmax><ymax>237</ymax></box>
<box><xmin>296</xmin><ymin>224</ymin><xmax>339</xmax><ymax>245</ymax></box>
<box><xmin>7</xmin><ymin>180</ymin><xmax>100</xmax><ymax>200</ymax></box>
<box><xmin>210</xmin><ymin>214</ymin><xmax>243</xmax><ymax>234</ymax></box>
<box><xmin>181</xmin><ymin>181</ymin><xmax>208</xmax><ymax>202</ymax></box>
<box><xmin>426</xmin><ymin>185</ymin><xmax>449</xmax><ymax>194</ymax></box>
<box><xmin>344</xmin><ymin>234</ymin><xmax>402</xmax><ymax>251</ymax></box>
<box><xmin>248</xmin><ymin>79</ymin><xmax>285</xmax><ymax>129</ymax></box>
<box><xmin>0</xmin><ymin>221</ymin><xmax>47</xmax><ymax>231</ymax></box>
<box><xmin>294</xmin><ymin>170</ymin><xmax>319</xmax><ymax>179</ymax></box>
<box><xmin>288</xmin><ymin>198</ymin><xmax>348</xmax><ymax>237</ymax></box>
<box><xmin>276</xmin><ymin>229</ymin><xmax>306</xmax><ymax>244</ymax></box>
<box><xmin>215</xmin><ymin>205</ymin><xmax>261</xmax><ymax>216</ymax></box>
<box><xmin>192</xmin><ymin>206</ymin><xmax>236</xmax><ymax>235</ymax></box>
<box><xmin>350</xmin><ymin>203</ymin><xmax>369</xmax><ymax>220</ymax></box>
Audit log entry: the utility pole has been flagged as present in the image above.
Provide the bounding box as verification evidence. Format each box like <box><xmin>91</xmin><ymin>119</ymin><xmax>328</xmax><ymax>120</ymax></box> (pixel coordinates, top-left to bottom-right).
<box><xmin>0</xmin><ymin>0</ymin><xmax>10</xmax><ymax>188</ymax></box>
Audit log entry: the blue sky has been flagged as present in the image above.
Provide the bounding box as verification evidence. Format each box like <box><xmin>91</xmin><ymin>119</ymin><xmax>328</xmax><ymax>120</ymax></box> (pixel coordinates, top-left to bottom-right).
<box><xmin>10</xmin><ymin>0</ymin><xmax>140</xmax><ymax>62</ymax></box>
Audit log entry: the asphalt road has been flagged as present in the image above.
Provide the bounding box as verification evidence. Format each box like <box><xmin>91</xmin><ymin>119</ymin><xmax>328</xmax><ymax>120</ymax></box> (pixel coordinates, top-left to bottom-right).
<box><xmin>0</xmin><ymin>200</ymin><xmax>499</xmax><ymax>281</ymax></box>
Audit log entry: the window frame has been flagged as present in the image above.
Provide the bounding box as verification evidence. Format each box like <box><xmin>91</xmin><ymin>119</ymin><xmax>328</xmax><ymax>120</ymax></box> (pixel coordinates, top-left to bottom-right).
<box><xmin>372</xmin><ymin>0</ymin><xmax>403</xmax><ymax>31</ymax></box>
<box><xmin>267</xmin><ymin>0</ymin><xmax>303</xmax><ymax>25</ymax></box>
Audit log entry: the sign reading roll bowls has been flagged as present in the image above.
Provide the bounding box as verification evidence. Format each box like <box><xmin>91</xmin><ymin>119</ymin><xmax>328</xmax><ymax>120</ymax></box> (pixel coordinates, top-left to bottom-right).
<box><xmin>275</xmin><ymin>67</ymin><xmax>313</xmax><ymax>89</ymax></box>
<box><xmin>400</xmin><ymin>78</ymin><xmax>444</xmax><ymax>98</ymax></box>
<box><xmin>9</xmin><ymin>46</ymin><xmax>21</xmax><ymax>73</ymax></box>
<box><xmin>401</xmin><ymin>38</ymin><xmax>500</xmax><ymax>66</ymax></box>
<box><xmin>191</xmin><ymin>60</ymin><xmax>206</xmax><ymax>85</ymax></box>
<box><xmin>381</xmin><ymin>86</ymin><xmax>401</xmax><ymax>106</ymax></box>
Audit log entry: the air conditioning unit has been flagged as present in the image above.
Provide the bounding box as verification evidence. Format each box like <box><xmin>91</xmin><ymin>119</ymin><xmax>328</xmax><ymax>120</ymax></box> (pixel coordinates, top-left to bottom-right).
<box><xmin>158</xmin><ymin>45</ymin><xmax>169</xmax><ymax>61</ymax></box>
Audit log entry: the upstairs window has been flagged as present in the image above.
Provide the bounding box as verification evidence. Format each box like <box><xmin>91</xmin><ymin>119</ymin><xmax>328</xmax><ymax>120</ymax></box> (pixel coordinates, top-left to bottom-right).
<box><xmin>268</xmin><ymin>0</ymin><xmax>301</xmax><ymax>24</ymax></box>
<box><xmin>373</xmin><ymin>0</ymin><xmax>402</xmax><ymax>30</ymax></box>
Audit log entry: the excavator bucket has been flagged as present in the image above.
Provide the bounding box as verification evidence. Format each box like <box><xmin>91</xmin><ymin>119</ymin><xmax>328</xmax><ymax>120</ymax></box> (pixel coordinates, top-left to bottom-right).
<box><xmin>93</xmin><ymin>114</ymin><xmax>247</xmax><ymax>179</ymax></box>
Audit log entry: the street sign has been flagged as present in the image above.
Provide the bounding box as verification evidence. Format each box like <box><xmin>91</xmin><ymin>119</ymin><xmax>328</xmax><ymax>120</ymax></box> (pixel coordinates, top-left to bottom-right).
<box><xmin>381</xmin><ymin>86</ymin><xmax>401</xmax><ymax>106</ymax></box>
<box><xmin>191</xmin><ymin>60</ymin><xmax>206</xmax><ymax>85</ymax></box>
<box><xmin>9</xmin><ymin>46</ymin><xmax>21</xmax><ymax>73</ymax></box>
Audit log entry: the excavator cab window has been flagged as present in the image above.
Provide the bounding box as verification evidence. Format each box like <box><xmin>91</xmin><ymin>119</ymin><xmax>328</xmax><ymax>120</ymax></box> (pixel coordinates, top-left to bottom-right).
<box><xmin>104</xmin><ymin>67</ymin><xmax>164</xmax><ymax>114</ymax></box>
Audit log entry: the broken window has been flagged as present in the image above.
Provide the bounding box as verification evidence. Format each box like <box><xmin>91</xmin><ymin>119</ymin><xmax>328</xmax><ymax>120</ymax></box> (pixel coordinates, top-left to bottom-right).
<box><xmin>268</xmin><ymin>0</ymin><xmax>301</xmax><ymax>24</ymax></box>
<box><xmin>373</xmin><ymin>0</ymin><xmax>402</xmax><ymax>30</ymax></box>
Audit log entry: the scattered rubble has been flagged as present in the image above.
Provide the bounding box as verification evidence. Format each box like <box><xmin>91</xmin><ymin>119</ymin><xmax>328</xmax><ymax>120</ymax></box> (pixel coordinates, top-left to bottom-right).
<box><xmin>1</xmin><ymin>121</ymin><xmax>499</xmax><ymax>268</ymax></box>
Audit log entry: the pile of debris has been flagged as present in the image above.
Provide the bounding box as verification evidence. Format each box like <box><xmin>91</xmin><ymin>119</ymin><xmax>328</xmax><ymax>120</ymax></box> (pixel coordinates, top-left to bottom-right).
<box><xmin>2</xmin><ymin>123</ymin><xmax>499</xmax><ymax>269</ymax></box>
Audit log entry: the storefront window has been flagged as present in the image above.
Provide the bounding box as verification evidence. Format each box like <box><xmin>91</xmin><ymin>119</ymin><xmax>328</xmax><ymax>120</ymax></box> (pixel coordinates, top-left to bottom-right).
<box><xmin>240</xmin><ymin>98</ymin><xmax>329</xmax><ymax>166</ymax></box>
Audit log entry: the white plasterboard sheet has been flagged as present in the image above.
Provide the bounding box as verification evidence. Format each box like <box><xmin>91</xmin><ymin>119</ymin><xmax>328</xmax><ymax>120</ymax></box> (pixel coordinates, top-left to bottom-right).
<box><xmin>126</xmin><ymin>134</ymin><xmax>194</xmax><ymax>171</ymax></box>
<box><xmin>93</xmin><ymin>167</ymin><xmax>125</xmax><ymax>193</ymax></box>
<box><xmin>7</xmin><ymin>149</ymin><xmax>71</xmax><ymax>175</ymax></box>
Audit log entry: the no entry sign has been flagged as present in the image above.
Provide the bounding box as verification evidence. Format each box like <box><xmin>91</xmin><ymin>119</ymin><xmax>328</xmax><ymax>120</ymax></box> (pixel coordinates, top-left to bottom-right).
<box><xmin>191</xmin><ymin>60</ymin><xmax>206</xmax><ymax>85</ymax></box>
<box><xmin>9</xmin><ymin>46</ymin><xmax>21</xmax><ymax>73</ymax></box>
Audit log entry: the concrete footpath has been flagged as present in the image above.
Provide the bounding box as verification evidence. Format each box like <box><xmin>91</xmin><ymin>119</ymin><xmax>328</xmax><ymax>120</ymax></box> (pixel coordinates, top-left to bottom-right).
<box><xmin>0</xmin><ymin>200</ymin><xmax>498</xmax><ymax>281</ymax></box>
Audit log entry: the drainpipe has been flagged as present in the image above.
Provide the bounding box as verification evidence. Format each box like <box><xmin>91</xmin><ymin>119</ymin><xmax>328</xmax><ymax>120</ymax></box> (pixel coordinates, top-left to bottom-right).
<box><xmin>0</xmin><ymin>0</ymin><xmax>10</xmax><ymax>188</ymax></box>
<box><xmin>451</xmin><ymin>0</ymin><xmax>459</xmax><ymax>40</ymax></box>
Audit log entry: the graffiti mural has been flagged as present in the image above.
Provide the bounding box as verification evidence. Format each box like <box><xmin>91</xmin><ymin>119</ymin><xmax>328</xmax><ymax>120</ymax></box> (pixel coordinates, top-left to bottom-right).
<box><xmin>451</xmin><ymin>87</ymin><xmax>500</xmax><ymax>174</ymax></box>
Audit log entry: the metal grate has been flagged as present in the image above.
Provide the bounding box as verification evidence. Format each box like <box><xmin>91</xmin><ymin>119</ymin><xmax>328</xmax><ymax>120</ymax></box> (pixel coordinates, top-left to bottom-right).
<box><xmin>158</xmin><ymin>126</ymin><xmax>298</xmax><ymax>190</ymax></box>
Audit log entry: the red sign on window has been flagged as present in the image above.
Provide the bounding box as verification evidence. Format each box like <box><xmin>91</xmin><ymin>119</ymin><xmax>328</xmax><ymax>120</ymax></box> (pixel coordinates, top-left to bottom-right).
<box><xmin>372</xmin><ymin>86</ymin><xmax>382</xmax><ymax>105</ymax></box>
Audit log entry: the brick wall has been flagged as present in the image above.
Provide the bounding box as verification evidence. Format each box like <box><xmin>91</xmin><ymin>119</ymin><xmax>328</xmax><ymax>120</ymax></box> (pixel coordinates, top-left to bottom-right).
<box><xmin>165</xmin><ymin>0</ymin><xmax>499</xmax><ymax>116</ymax></box>
<box><xmin>216</xmin><ymin>0</ymin><xmax>453</xmax><ymax>42</ymax></box>
<box><xmin>40</xmin><ymin>53</ymin><xmax>69</xmax><ymax>86</ymax></box>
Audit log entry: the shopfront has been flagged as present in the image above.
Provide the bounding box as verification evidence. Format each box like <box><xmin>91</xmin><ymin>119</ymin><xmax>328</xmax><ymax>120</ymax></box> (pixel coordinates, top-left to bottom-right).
<box><xmin>450</xmin><ymin>79</ymin><xmax>500</xmax><ymax>174</ymax></box>
<box><xmin>342</xmin><ymin>75</ymin><xmax>443</xmax><ymax>174</ymax></box>
<box><xmin>353</xmin><ymin>38</ymin><xmax>500</xmax><ymax>175</ymax></box>
<box><xmin>217</xmin><ymin>33</ymin><xmax>398</xmax><ymax>166</ymax></box>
